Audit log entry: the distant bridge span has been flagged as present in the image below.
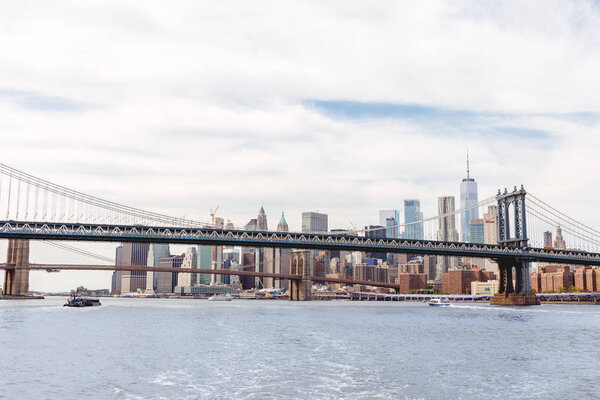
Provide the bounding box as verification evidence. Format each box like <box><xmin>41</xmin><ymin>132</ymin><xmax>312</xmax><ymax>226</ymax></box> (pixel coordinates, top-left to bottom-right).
<box><xmin>0</xmin><ymin>262</ymin><xmax>401</xmax><ymax>290</ymax></box>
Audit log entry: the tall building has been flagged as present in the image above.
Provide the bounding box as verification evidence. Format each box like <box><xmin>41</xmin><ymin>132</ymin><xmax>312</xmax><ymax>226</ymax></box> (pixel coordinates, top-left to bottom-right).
<box><xmin>365</xmin><ymin>225</ymin><xmax>386</xmax><ymax>260</ymax></box>
<box><xmin>145</xmin><ymin>244</ymin><xmax>170</xmax><ymax>292</ymax></box>
<box><xmin>276</xmin><ymin>211</ymin><xmax>290</xmax><ymax>290</ymax></box>
<box><xmin>244</xmin><ymin>219</ymin><xmax>257</xmax><ymax>231</ymax></box>
<box><xmin>554</xmin><ymin>225</ymin><xmax>566</xmax><ymax>249</ymax></box>
<box><xmin>483</xmin><ymin>205</ymin><xmax>499</xmax><ymax>275</ymax></box>
<box><xmin>437</xmin><ymin>196</ymin><xmax>457</xmax><ymax>279</ymax></box>
<box><xmin>177</xmin><ymin>247</ymin><xmax>198</xmax><ymax>287</ymax></box>
<box><xmin>222</xmin><ymin>247</ymin><xmax>242</xmax><ymax>286</ymax></box>
<box><xmin>277</xmin><ymin>211</ymin><xmax>289</xmax><ymax>232</ymax></box>
<box><xmin>211</xmin><ymin>217</ymin><xmax>224</xmax><ymax>284</ymax></box>
<box><xmin>302</xmin><ymin>211</ymin><xmax>328</xmax><ymax>233</ymax></box>
<box><xmin>543</xmin><ymin>231</ymin><xmax>553</xmax><ymax>248</ymax></box>
<box><xmin>156</xmin><ymin>255</ymin><xmax>183</xmax><ymax>293</ymax></box>
<box><xmin>460</xmin><ymin>153</ymin><xmax>479</xmax><ymax>242</ymax></box>
<box><xmin>379</xmin><ymin>210</ymin><xmax>400</xmax><ymax>238</ymax></box>
<box><xmin>197</xmin><ymin>245</ymin><xmax>211</xmax><ymax>285</ymax></box>
<box><xmin>110</xmin><ymin>245</ymin><xmax>123</xmax><ymax>294</ymax></box>
<box><xmin>257</xmin><ymin>206</ymin><xmax>268</xmax><ymax>230</ymax></box>
<box><xmin>120</xmin><ymin>242</ymin><xmax>150</xmax><ymax>293</ymax></box>
<box><xmin>403</xmin><ymin>200</ymin><xmax>423</xmax><ymax>240</ymax></box>
<box><xmin>469</xmin><ymin>218</ymin><xmax>484</xmax><ymax>244</ymax></box>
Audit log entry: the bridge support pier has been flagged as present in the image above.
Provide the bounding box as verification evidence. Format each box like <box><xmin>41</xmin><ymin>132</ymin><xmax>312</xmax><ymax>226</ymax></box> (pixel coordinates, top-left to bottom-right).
<box><xmin>2</xmin><ymin>239</ymin><xmax>32</xmax><ymax>298</ymax></box>
<box><xmin>289</xmin><ymin>250</ymin><xmax>312</xmax><ymax>301</ymax></box>
<box><xmin>491</xmin><ymin>259</ymin><xmax>539</xmax><ymax>306</ymax></box>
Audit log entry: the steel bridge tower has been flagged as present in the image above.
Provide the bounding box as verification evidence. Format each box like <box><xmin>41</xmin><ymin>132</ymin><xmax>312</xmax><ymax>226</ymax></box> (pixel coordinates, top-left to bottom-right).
<box><xmin>491</xmin><ymin>186</ymin><xmax>540</xmax><ymax>305</ymax></box>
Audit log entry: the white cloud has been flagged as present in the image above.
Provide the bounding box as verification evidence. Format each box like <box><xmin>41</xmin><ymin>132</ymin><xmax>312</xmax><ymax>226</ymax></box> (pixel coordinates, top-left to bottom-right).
<box><xmin>1</xmin><ymin>0</ymin><xmax>599</xmax><ymax>291</ymax></box>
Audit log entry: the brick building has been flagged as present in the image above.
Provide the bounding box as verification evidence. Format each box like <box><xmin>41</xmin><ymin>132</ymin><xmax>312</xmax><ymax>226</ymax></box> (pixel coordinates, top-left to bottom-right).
<box><xmin>441</xmin><ymin>268</ymin><xmax>495</xmax><ymax>294</ymax></box>
<box><xmin>399</xmin><ymin>261</ymin><xmax>425</xmax><ymax>274</ymax></box>
<box><xmin>530</xmin><ymin>265</ymin><xmax>573</xmax><ymax>293</ymax></box>
<box><xmin>352</xmin><ymin>264</ymin><xmax>389</xmax><ymax>285</ymax></box>
<box><xmin>574</xmin><ymin>266</ymin><xmax>600</xmax><ymax>292</ymax></box>
<box><xmin>396</xmin><ymin>273</ymin><xmax>427</xmax><ymax>294</ymax></box>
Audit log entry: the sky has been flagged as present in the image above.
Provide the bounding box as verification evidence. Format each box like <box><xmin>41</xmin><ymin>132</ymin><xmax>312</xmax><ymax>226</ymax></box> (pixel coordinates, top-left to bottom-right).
<box><xmin>1</xmin><ymin>0</ymin><xmax>600</xmax><ymax>291</ymax></box>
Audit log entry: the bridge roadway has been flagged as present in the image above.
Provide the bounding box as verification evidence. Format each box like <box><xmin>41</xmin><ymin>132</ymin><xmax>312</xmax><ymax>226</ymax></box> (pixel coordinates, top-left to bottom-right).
<box><xmin>1</xmin><ymin>220</ymin><xmax>600</xmax><ymax>266</ymax></box>
<box><xmin>0</xmin><ymin>263</ymin><xmax>401</xmax><ymax>290</ymax></box>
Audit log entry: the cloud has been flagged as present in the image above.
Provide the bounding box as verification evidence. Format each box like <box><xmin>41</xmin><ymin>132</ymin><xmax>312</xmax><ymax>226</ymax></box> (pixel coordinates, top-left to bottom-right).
<box><xmin>0</xmin><ymin>89</ymin><xmax>87</xmax><ymax>111</ymax></box>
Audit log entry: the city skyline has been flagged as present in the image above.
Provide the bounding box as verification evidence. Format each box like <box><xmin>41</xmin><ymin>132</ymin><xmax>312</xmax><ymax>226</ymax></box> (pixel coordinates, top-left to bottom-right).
<box><xmin>0</xmin><ymin>165</ymin><xmax>593</xmax><ymax>292</ymax></box>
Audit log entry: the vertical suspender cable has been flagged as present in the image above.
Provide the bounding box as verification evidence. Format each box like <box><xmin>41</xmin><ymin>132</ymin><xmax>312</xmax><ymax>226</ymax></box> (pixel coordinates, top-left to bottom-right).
<box><xmin>43</xmin><ymin>189</ymin><xmax>48</xmax><ymax>219</ymax></box>
<box><xmin>15</xmin><ymin>179</ymin><xmax>21</xmax><ymax>219</ymax></box>
<box><xmin>34</xmin><ymin>185</ymin><xmax>39</xmax><ymax>220</ymax></box>
<box><xmin>24</xmin><ymin>183</ymin><xmax>30</xmax><ymax>220</ymax></box>
<box><xmin>6</xmin><ymin>174</ymin><xmax>12</xmax><ymax>220</ymax></box>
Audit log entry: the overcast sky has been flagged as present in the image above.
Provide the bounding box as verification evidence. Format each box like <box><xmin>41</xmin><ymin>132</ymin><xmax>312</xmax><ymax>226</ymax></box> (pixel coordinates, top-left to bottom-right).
<box><xmin>1</xmin><ymin>1</ymin><xmax>599</xmax><ymax>291</ymax></box>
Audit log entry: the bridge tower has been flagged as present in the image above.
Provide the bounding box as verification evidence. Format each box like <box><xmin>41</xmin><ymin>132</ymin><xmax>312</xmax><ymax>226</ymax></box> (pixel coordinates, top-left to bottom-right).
<box><xmin>289</xmin><ymin>250</ymin><xmax>312</xmax><ymax>301</ymax></box>
<box><xmin>3</xmin><ymin>239</ymin><xmax>31</xmax><ymax>297</ymax></box>
<box><xmin>491</xmin><ymin>186</ymin><xmax>540</xmax><ymax>305</ymax></box>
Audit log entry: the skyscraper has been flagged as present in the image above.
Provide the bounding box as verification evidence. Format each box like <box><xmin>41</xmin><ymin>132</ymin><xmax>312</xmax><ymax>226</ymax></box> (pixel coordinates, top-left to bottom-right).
<box><xmin>364</xmin><ymin>225</ymin><xmax>386</xmax><ymax>260</ymax></box>
<box><xmin>469</xmin><ymin>218</ymin><xmax>484</xmax><ymax>244</ymax></box>
<box><xmin>403</xmin><ymin>200</ymin><xmax>423</xmax><ymax>240</ymax></box>
<box><xmin>302</xmin><ymin>212</ymin><xmax>328</xmax><ymax>233</ymax></box>
<box><xmin>177</xmin><ymin>247</ymin><xmax>198</xmax><ymax>287</ymax></box>
<box><xmin>257</xmin><ymin>206</ymin><xmax>268</xmax><ymax>230</ymax></box>
<box><xmin>379</xmin><ymin>210</ymin><xmax>400</xmax><ymax>238</ymax></box>
<box><xmin>554</xmin><ymin>225</ymin><xmax>566</xmax><ymax>249</ymax></box>
<box><xmin>145</xmin><ymin>243</ymin><xmax>170</xmax><ymax>292</ymax></box>
<box><xmin>277</xmin><ymin>211</ymin><xmax>289</xmax><ymax>232</ymax></box>
<box><xmin>483</xmin><ymin>205</ymin><xmax>499</xmax><ymax>275</ymax></box>
<box><xmin>437</xmin><ymin>196</ymin><xmax>458</xmax><ymax>279</ymax></box>
<box><xmin>460</xmin><ymin>153</ymin><xmax>479</xmax><ymax>242</ymax></box>
<box><xmin>110</xmin><ymin>245</ymin><xmax>123</xmax><ymax>294</ymax></box>
<box><xmin>197</xmin><ymin>245</ymin><xmax>211</xmax><ymax>285</ymax></box>
<box><xmin>543</xmin><ymin>231</ymin><xmax>553</xmax><ymax>248</ymax></box>
<box><xmin>275</xmin><ymin>211</ymin><xmax>290</xmax><ymax>290</ymax></box>
<box><xmin>120</xmin><ymin>242</ymin><xmax>150</xmax><ymax>293</ymax></box>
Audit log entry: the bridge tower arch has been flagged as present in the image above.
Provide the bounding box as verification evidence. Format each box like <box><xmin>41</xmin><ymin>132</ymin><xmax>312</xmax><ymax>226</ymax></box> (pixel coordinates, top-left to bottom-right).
<box><xmin>492</xmin><ymin>186</ymin><xmax>539</xmax><ymax>305</ymax></box>
<box><xmin>3</xmin><ymin>239</ymin><xmax>30</xmax><ymax>297</ymax></box>
<box><xmin>289</xmin><ymin>250</ymin><xmax>312</xmax><ymax>301</ymax></box>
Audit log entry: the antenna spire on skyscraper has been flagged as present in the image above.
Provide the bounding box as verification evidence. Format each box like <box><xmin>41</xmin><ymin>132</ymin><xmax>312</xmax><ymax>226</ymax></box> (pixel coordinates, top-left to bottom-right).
<box><xmin>466</xmin><ymin>149</ymin><xmax>470</xmax><ymax>179</ymax></box>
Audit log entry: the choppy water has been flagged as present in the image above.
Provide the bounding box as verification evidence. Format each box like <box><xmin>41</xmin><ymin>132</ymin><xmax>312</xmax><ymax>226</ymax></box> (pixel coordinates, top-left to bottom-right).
<box><xmin>1</xmin><ymin>298</ymin><xmax>599</xmax><ymax>400</ymax></box>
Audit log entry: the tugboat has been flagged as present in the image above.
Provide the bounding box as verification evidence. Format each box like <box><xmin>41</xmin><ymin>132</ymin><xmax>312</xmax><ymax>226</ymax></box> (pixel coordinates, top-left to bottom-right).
<box><xmin>64</xmin><ymin>295</ymin><xmax>101</xmax><ymax>307</ymax></box>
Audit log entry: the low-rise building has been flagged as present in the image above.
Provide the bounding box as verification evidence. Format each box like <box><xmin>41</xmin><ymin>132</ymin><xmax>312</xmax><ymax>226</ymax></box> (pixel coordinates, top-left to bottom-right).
<box><xmin>530</xmin><ymin>265</ymin><xmax>573</xmax><ymax>293</ymax></box>
<box><xmin>396</xmin><ymin>273</ymin><xmax>427</xmax><ymax>294</ymax></box>
<box><xmin>441</xmin><ymin>268</ymin><xmax>495</xmax><ymax>294</ymax></box>
<box><xmin>471</xmin><ymin>280</ymin><xmax>499</xmax><ymax>295</ymax></box>
<box><xmin>574</xmin><ymin>266</ymin><xmax>600</xmax><ymax>292</ymax></box>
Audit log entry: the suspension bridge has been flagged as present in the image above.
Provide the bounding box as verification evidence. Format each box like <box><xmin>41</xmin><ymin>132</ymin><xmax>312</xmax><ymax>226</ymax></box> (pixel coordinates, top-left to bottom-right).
<box><xmin>1</xmin><ymin>163</ymin><xmax>599</xmax><ymax>303</ymax></box>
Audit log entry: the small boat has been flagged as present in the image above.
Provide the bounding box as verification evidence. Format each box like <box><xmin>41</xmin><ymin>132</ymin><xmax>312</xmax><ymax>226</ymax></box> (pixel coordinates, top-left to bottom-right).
<box><xmin>428</xmin><ymin>297</ymin><xmax>451</xmax><ymax>307</ymax></box>
<box><xmin>64</xmin><ymin>296</ymin><xmax>101</xmax><ymax>307</ymax></box>
<box><xmin>208</xmin><ymin>294</ymin><xmax>233</xmax><ymax>302</ymax></box>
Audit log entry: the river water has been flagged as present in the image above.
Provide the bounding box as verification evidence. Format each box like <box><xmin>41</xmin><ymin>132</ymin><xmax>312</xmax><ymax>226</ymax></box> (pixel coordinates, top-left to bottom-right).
<box><xmin>1</xmin><ymin>298</ymin><xmax>599</xmax><ymax>400</ymax></box>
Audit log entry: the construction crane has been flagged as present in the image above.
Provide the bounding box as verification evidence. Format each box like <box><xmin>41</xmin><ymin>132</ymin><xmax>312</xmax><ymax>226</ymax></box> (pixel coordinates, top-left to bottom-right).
<box><xmin>209</xmin><ymin>206</ymin><xmax>220</xmax><ymax>227</ymax></box>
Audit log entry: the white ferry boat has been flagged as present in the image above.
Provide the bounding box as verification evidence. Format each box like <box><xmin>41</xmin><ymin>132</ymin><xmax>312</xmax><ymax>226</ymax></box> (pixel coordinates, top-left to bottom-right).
<box><xmin>428</xmin><ymin>297</ymin><xmax>451</xmax><ymax>307</ymax></box>
<box><xmin>208</xmin><ymin>294</ymin><xmax>233</xmax><ymax>302</ymax></box>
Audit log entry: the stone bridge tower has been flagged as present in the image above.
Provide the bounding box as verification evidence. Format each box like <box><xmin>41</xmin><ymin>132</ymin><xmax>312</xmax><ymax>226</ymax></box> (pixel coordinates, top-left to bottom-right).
<box><xmin>289</xmin><ymin>250</ymin><xmax>312</xmax><ymax>301</ymax></box>
<box><xmin>3</xmin><ymin>239</ymin><xmax>30</xmax><ymax>297</ymax></box>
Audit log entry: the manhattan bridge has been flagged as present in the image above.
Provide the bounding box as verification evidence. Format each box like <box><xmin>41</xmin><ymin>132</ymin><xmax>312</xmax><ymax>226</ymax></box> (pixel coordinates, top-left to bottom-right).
<box><xmin>1</xmin><ymin>163</ymin><xmax>599</xmax><ymax>304</ymax></box>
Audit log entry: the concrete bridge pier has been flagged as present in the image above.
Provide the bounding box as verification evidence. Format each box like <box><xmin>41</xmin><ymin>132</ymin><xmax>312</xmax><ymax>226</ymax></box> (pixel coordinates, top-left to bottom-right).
<box><xmin>491</xmin><ymin>258</ymin><xmax>539</xmax><ymax>305</ymax></box>
<box><xmin>2</xmin><ymin>239</ymin><xmax>31</xmax><ymax>297</ymax></box>
<box><xmin>289</xmin><ymin>250</ymin><xmax>312</xmax><ymax>301</ymax></box>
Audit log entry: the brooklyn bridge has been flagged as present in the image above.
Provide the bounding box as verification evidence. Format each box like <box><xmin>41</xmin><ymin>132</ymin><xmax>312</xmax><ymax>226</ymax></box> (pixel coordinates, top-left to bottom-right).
<box><xmin>1</xmin><ymin>163</ymin><xmax>599</xmax><ymax>304</ymax></box>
